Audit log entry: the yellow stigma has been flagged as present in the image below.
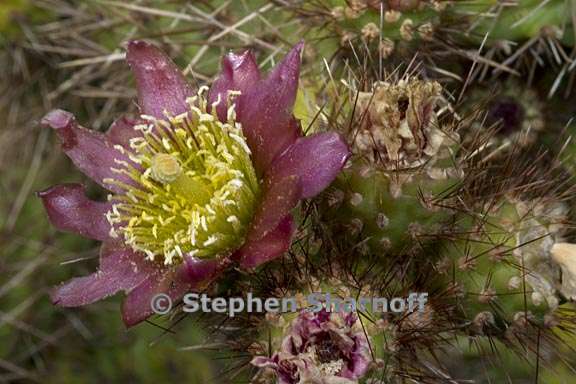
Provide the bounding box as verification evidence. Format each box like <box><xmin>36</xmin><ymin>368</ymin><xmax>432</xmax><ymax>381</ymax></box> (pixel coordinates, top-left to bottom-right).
<box><xmin>105</xmin><ymin>88</ymin><xmax>260</xmax><ymax>265</ymax></box>
<box><xmin>151</xmin><ymin>153</ymin><xmax>182</xmax><ymax>183</ymax></box>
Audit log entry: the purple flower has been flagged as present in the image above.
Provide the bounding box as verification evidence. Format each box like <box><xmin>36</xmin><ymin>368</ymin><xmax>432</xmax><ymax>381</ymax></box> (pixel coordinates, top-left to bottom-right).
<box><xmin>39</xmin><ymin>41</ymin><xmax>349</xmax><ymax>327</ymax></box>
<box><xmin>251</xmin><ymin>310</ymin><xmax>371</xmax><ymax>383</ymax></box>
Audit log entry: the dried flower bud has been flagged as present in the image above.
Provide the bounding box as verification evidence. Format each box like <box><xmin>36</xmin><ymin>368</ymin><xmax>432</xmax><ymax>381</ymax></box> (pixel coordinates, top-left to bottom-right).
<box><xmin>354</xmin><ymin>78</ymin><xmax>450</xmax><ymax>170</ymax></box>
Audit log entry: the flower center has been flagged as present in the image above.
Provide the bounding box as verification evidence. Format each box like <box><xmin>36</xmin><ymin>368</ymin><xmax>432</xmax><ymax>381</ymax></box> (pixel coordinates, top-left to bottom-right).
<box><xmin>315</xmin><ymin>337</ymin><xmax>341</xmax><ymax>364</ymax></box>
<box><xmin>305</xmin><ymin>340</ymin><xmax>345</xmax><ymax>376</ymax></box>
<box><xmin>105</xmin><ymin>88</ymin><xmax>260</xmax><ymax>265</ymax></box>
<box><xmin>488</xmin><ymin>96</ymin><xmax>526</xmax><ymax>136</ymax></box>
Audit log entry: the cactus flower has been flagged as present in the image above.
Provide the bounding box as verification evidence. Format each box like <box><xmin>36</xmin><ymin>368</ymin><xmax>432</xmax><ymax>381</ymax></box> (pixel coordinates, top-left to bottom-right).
<box><xmin>251</xmin><ymin>310</ymin><xmax>371</xmax><ymax>383</ymax></box>
<box><xmin>39</xmin><ymin>41</ymin><xmax>349</xmax><ymax>326</ymax></box>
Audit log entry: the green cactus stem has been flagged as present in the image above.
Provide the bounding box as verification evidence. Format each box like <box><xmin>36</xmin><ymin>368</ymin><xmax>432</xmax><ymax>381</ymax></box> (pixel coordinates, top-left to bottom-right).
<box><xmin>322</xmin><ymin>77</ymin><xmax>463</xmax><ymax>252</ymax></box>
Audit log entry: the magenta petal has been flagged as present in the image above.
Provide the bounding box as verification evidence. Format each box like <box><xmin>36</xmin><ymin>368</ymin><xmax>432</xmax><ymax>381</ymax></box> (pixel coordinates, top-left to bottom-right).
<box><xmin>38</xmin><ymin>183</ymin><xmax>111</xmax><ymax>241</ymax></box>
<box><xmin>248</xmin><ymin>174</ymin><xmax>301</xmax><ymax>242</ymax></box>
<box><xmin>237</xmin><ymin>42</ymin><xmax>304</xmax><ymax>173</ymax></box>
<box><xmin>121</xmin><ymin>271</ymin><xmax>173</xmax><ymax>327</ymax></box>
<box><xmin>250</xmin><ymin>356</ymin><xmax>277</xmax><ymax>369</ymax></box>
<box><xmin>42</xmin><ymin>109</ymin><xmax>135</xmax><ymax>194</ymax></box>
<box><xmin>267</xmin><ymin>132</ymin><xmax>350</xmax><ymax>199</ymax></box>
<box><xmin>184</xmin><ymin>255</ymin><xmax>229</xmax><ymax>283</ymax></box>
<box><xmin>126</xmin><ymin>40</ymin><xmax>194</xmax><ymax>119</ymax></box>
<box><xmin>234</xmin><ymin>215</ymin><xmax>294</xmax><ymax>269</ymax></box>
<box><xmin>121</xmin><ymin>266</ymin><xmax>189</xmax><ymax>327</ymax></box>
<box><xmin>208</xmin><ymin>50</ymin><xmax>260</xmax><ymax>121</ymax></box>
<box><xmin>106</xmin><ymin>116</ymin><xmax>142</xmax><ymax>147</ymax></box>
<box><xmin>122</xmin><ymin>256</ymin><xmax>226</xmax><ymax>327</ymax></box>
<box><xmin>51</xmin><ymin>243</ymin><xmax>156</xmax><ymax>307</ymax></box>
<box><xmin>122</xmin><ymin>256</ymin><xmax>229</xmax><ymax>327</ymax></box>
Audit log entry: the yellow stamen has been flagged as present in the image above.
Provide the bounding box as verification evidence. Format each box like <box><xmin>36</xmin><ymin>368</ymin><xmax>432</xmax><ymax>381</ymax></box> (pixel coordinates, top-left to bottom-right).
<box><xmin>105</xmin><ymin>90</ymin><xmax>260</xmax><ymax>265</ymax></box>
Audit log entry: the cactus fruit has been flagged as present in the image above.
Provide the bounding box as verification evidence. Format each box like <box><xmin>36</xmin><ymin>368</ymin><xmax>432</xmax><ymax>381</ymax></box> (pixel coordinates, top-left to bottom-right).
<box><xmin>321</xmin><ymin>76</ymin><xmax>463</xmax><ymax>252</ymax></box>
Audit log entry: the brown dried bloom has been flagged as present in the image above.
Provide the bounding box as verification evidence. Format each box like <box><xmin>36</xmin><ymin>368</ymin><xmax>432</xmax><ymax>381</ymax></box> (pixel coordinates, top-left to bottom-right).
<box><xmin>354</xmin><ymin>78</ymin><xmax>454</xmax><ymax>170</ymax></box>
